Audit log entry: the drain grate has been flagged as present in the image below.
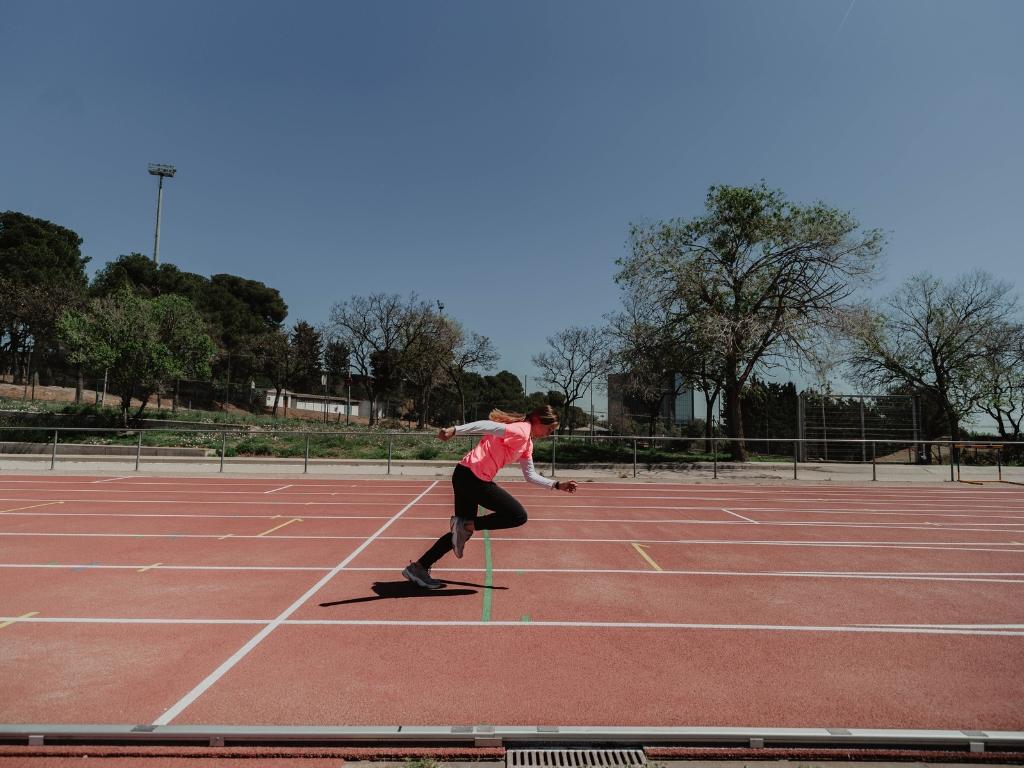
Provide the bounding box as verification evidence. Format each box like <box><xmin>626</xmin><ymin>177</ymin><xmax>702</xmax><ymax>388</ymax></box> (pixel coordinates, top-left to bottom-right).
<box><xmin>508</xmin><ymin>750</ymin><xmax>646</xmax><ymax>768</ymax></box>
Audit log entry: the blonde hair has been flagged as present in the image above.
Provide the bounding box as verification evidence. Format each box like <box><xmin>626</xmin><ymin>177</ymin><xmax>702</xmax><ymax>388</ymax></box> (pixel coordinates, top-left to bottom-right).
<box><xmin>489</xmin><ymin>405</ymin><xmax>558</xmax><ymax>425</ymax></box>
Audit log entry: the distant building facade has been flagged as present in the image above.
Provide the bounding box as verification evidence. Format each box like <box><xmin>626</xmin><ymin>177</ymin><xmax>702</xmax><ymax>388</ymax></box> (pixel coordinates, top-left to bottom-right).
<box><xmin>607</xmin><ymin>372</ymin><xmax>695</xmax><ymax>433</ymax></box>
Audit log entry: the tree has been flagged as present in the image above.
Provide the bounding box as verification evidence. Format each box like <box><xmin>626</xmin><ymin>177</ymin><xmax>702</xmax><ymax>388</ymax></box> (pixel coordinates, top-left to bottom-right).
<box><xmin>481</xmin><ymin>370</ymin><xmax>527</xmax><ymax>413</ymax></box>
<box><xmin>323</xmin><ymin>339</ymin><xmax>351</xmax><ymax>382</ymax></box>
<box><xmin>398</xmin><ymin>305</ymin><xmax>455</xmax><ymax>429</ymax></box>
<box><xmin>57</xmin><ymin>288</ymin><xmax>214</xmax><ymax>425</ymax></box>
<box><xmin>532</xmin><ymin>326</ymin><xmax>612</xmax><ymax>433</ymax></box>
<box><xmin>201</xmin><ymin>274</ymin><xmax>289</xmax><ymax>349</ymax></box>
<box><xmin>328</xmin><ymin>293</ymin><xmax>435</xmax><ymax>425</ymax></box>
<box><xmin>617</xmin><ymin>182</ymin><xmax>883</xmax><ymax>459</ymax></box>
<box><xmin>256</xmin><ymin>328</ymin><xmax>299</xmax><ymax>417</ymax></box>
<box><xmin>0</xmin><ymin>212</ymin><xmax>90</xmax><ymax>383</ymax></box>
<box><xmin>608</xmin><ymin>289</ymin><xmax>698</xmax><ymax>436</ymax></box>
<box><xmin>289</xmin><ymin>321</ymin><xmax>324</xmax><ymax>394</ymax></box>
<box><xmin>845</xmin><ymin>271</ymin><xmax>1021</xmax><ymax>442</ymax></box>
<box><xmin>740</xmin><ymin>378</ymin><xmax>798</xmax><ymax>444</ymax></box>
<box><xmin>976</xmin><ymin>324</ymin><xmax>1024</xmax><ymax>441</ymax></box>
<box><xmin>440</xmin><ymin>321</ymin><xmax>498</xmax><ymax>423</ymax></box>
<box><xmin>91</xmin><ymin>253</ymin><xmax>206</xmax><ymax>302</ymax></box>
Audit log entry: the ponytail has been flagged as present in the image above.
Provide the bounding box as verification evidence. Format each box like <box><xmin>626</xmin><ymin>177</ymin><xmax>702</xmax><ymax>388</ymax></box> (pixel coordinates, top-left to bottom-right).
<box><xmin>488</xmin><ymin>409</ymin><xmax>525</xmax><ymax>423</ymax></box>
<box><xmin>488</xmin><ymin>405</ymin><xmax>558</xmax><ymax>425</ymax></box>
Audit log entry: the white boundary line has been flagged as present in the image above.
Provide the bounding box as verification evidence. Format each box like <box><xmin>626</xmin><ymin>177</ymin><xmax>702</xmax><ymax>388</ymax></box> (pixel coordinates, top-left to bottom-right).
<box><xmin>3</xmin><ymin>531</ymin><xmax>1024</xmax><ymax>552</ymax></box>
<box><xmin>151</xmin><ymin>479</ymin><xmax>438</xmax><ymax>726</ymax></box>
<box><xmin>2</xmin><ymin>562</ymin><xmax>1022</xmax><ymax>583</ymax></box>
<box><xmin>264</xmin><ymin>485</ymin><xmax>293</xmax><ymax>494</ymax></box>
<box><xmin>722</xmin><ymin>507</ymin><xmax>758</xmax><ymax>524</ymax></box>
<box><xmin>4</xmin><ymin>615</ymin><xmax>1023</xmax><ymax>636</ymax></box>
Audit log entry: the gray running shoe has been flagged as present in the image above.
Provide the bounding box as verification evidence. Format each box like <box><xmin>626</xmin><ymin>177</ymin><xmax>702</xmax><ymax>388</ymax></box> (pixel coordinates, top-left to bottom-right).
<box><xmin>450</xmin><ymin>515</ymin><xmax>474</xmax><ymax>558</ymax></box>
<box><xmin>402</xmin><ymin>561</ymin><xmax>444</xmax><ymax>589</ymax></box>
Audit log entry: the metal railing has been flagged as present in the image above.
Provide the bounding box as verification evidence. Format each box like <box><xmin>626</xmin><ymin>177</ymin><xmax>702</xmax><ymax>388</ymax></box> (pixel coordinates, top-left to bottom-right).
<box><xmin>1</xmin><ymin>426</ymin><xmax>1022</xmax><ymax>482</ymax></box>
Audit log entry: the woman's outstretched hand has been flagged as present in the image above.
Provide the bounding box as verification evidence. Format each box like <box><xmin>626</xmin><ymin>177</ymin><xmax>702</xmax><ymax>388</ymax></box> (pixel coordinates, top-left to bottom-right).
<box><xmin>437</xmin><ymin>426</ymin><xmax>456</xmax><ymax>441</ymax></box>
<box><xmin>559</xmin><ymin>480</ymin><xmax>578</xmax><ymax>494</ymax></box>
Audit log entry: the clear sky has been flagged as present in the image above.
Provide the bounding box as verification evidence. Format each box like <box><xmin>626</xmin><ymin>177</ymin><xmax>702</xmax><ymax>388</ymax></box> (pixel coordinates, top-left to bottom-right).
<box><xmin>3</xmin><ymin>0</ymin><xmax>1022</xmax><ymax>419</ymax></box>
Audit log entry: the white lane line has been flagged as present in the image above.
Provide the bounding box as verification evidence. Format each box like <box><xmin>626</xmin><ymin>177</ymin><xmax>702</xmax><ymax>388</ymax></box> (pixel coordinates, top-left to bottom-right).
<box><xmin>863</xmin><ymin>623</ymin><xmax>1024</xmax><ymax>629</ymax></box>
<box><xmin>6</xmin><ymin>508</ymin><xmax>1024</xmax><ymax>531</ymax></box>
<box><xmin>0</xmin><ymin>496</ymin><xmax>442</xmax><ymax>507</ymax></box>
<box><xmin>264</xmin><ymin>485</ymin><xmax>293</xmax><ymax>494</ymax></box>
<box><xmin>92</xmin><ymin>476</ymin><xmax>130</xmax><ymax>483</ymax></box>
<box><xmin>0</xmin><ymin>502</ymin><xmax>63</xmax><ymax>514</ymax></box>
<box><xmin>6</xmin><ymin>486</ymin><xmax>1024</xmax><ymax>509</ymax></box>
<box><xmin>1</xmin><ymin>562</ymin><xmax>1021</xmax><ymax>583</ymax></box>
<box><xmin>3</xmin><ymin>531</ymin><xmax>1024</xmax><ymax>554</ymax></box>
<box><xmin>6</xmin><ymin>501</ymin><xmax>1024</xmax><ymax>528</ymax></box>
<box><xmin>7</xmin><ymin>615</ymin><xmax>1021</xmax><ymax>636</ymax></box>
<box><xmin>0</xmin><ymin>511</ymin><xmax>388</xmax><ymax>520</ymax></box>
<box><xmin>0</xmin><ymin>563</ymin><xmax>331</xmax><ymax>571</ymax></box>
<box><xmin>722</xmin><ymin>508</ymin><xmax>758</xmax><ymax>524</ymax></box>
<box><xmin>732</xmin><ymin>507</ymin><xmax>1024</xmax><ymax>520</ymax></box>
<box><xmin>152</xmin><ymin>480</ymin><xmax>438</xmax><ymax>726</ymax></box>
<box><xmin>0</xmin><ymin>489</ymin><xmax>450</xmax><ymax>498</ymax></box>
<box><xmin>7</xmin><ymin>517</ymin><xmax>1024</xmax><ymax>535</ymax></box>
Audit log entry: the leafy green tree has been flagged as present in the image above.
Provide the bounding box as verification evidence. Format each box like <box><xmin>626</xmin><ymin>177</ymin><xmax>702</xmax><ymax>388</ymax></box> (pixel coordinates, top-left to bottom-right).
<box><xmin>0</xmin><ymin>211</ymin><xmax>89</xmax><ymax>290</ymax></box>
<box><xmin>91</xmin><ymin>253</ymin><xmax>206</xmax><ymax>301</ymax></box>
<box><xmin>324</xmin><ymin>339</ymin><xmax>351</xmax><ymax>382</ymax></box>
<box><xmin>202</xmin><ymin>274</ymin><xmax>288</xmax><ymax>348</ymax></box>
<box><xmin>255</xmin><ymin>328</ymin><xmax>298</xmax><ymax>417</ymax></box>
<box><xmin>0</xmin><ymin>212</ymin><xmax>90</xmax><ymax>382</ymax></box>
<box><xmin>618</xmin><ymin>182</ymin><xmax>883</xmax><ymax>460</ymax></box>
<box><xmin>481</xmin><ymin>370</ymin><xmax>527</xmax><ymax>413</ymax></box>
<box><xmin>289</xmin><ymin>321</ymin><xmax>324</xmax><ymax>394</ymax></box>
<box><xmin>739</xmin><ymin>378</ymin><xmax>798</xmax><ymax>444</ymax></box>
<box><xmin>57</xmin><ymin>288</ymin><xmax>214</xmax><ymax>425</ymax></box>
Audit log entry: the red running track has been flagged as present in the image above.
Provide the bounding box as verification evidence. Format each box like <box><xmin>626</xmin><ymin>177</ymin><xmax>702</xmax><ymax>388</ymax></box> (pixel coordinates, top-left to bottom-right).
<box><xmin>0</xmin><ymin>474</ymin><xmax>1022</xmax><ymax>730</ymax></box>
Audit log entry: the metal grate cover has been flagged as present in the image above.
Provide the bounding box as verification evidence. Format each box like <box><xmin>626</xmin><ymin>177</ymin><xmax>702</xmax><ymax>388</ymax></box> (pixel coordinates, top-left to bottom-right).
<box><xmin>508</xmin><ymin>750</ymin><xmax>647</xmax><ymax>768</ymax></box>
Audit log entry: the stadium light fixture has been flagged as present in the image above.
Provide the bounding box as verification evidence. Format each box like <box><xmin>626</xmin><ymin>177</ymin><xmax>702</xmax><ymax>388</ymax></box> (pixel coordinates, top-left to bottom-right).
<box><xmin>147</xmin><ymin>163</ymin><xmax>177</xmax><ymax>265</ymax></box>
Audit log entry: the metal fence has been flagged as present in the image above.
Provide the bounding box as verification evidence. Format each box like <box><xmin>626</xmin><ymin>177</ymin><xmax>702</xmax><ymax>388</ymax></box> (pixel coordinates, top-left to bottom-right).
<box><xmin>2</xmin><ymin>426</ymin><xmax>1023</xmax><ymax>482</ymax></box>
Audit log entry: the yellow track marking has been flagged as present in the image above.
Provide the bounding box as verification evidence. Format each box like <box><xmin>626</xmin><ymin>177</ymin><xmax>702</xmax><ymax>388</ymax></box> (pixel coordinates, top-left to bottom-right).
<box><xmin>137</xmin><ymin>563</ymin><xmax>162</xmax><ymax>573</ymax></box>
<box><xmin>218</xmin><ymin>534</ymin><xmax>234</xmax><ymax>541</ymax></box>
<box><xmin>631</xmin><ymin>542</ymin><xmax>663</xmax><ymax>572</ymax></box>
<box><xmin>0</xmin><ymin>612</ymin><xmax>39</xmax><ymax>630</ymax></box>
<box><xmin>257</xmin><ymin>518</ymin><xmax>302</xmax><ymax>537</ymax></box>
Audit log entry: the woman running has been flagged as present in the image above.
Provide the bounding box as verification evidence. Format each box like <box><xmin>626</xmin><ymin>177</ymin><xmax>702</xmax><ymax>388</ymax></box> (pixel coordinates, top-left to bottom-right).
<box><xmin>402</xmin><ymin>405</ymin><xmax>578</xmax><ymax>589</ymax></box>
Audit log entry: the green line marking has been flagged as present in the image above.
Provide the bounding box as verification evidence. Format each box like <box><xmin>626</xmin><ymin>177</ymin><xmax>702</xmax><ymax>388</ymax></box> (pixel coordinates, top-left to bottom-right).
<box><xmin>481</xmin><ymin>529</ymin><xmax>493</xmax><ymax>623</ymax></box>
<box><xmin>520</xmin><ymin>614</ymin><xmax>531</xmax><ymax>623</ymax></box>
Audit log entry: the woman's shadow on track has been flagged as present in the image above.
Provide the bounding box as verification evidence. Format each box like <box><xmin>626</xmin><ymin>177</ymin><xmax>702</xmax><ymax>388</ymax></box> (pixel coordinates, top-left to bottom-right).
<box><xmin>319</xmin><ymin>579</ymin><xmax>507</xmax><ymax>607</ymax></box>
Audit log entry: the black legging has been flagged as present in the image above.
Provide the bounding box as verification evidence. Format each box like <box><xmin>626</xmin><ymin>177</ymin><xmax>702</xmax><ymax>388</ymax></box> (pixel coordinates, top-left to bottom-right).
<box><xmin>418</xmin><ymin>464</ymin><xmax>528</xmax><ymax>568</ymax></box>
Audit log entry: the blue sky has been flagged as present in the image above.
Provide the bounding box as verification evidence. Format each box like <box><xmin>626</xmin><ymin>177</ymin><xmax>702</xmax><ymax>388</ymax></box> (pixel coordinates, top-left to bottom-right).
<box><xmin>3</xmin><ymin>0</ymin><xmax>1022</xmax><ymax>419</ymax></box>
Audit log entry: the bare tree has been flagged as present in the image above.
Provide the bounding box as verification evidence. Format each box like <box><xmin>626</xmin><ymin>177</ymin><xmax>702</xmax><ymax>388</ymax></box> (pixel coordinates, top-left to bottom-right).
<box><xmin>532</xmin><ymin>326</ymin><xmax>613</xmax><ymax>433</ymax></box>
<box><xmin>401</xmin><ymin>307</ymin><xmax>455</xmax><ymax>429</ymax></box>
<box><xmin>977</xmin><ymin>325</ymin><xmax>1024</xmax><ymax>441</ymax></box>
<box><xmin>844</xmin><ymin>271</ymin><xmax>1020</xmax><ymax>441</ymax></box>
<box><xmin>441</xmin><ymin>322</ymin><xmax>498</xmax><ymax>423</ymax></box>
<box><xmin>617</xmin><ymin>182</ymin><xmax>883</xmax><ymax>459</ymax></box>
<box><xmin>607</xmin><ymin>290</ymin><xmax>698</xmax><ymax>436</ymax></box>
<box><xmin>328</xmin><ymin>293</ymin><xmax>434</xmax><ymax>425</ymax></box>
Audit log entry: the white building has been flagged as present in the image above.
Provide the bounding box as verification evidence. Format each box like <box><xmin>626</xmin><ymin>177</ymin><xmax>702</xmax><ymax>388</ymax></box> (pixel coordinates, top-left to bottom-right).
<box><xmin>264</xmin><ymin>390</ymin><xmax>366</xmax><ymax>418</ymax></box>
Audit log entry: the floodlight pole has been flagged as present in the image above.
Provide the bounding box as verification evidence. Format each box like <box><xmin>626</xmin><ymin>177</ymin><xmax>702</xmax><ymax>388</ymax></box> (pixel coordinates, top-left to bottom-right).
<box><xmin>147</xmin><ymin>163</ymin><xmax>177</xmax><ymax>265</ymax></box>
